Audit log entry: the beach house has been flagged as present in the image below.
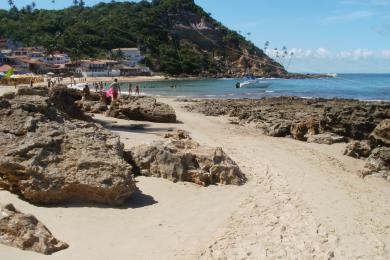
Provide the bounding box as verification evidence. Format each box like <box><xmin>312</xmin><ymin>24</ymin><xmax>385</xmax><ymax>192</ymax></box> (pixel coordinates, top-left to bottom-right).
<box><xmin>111</xmin><ymin>48</ymin><xmax>144</xmax><ymax>67</ymax></box>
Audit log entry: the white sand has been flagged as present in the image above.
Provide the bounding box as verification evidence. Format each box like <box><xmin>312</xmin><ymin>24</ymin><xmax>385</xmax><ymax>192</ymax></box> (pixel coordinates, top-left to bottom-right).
<box><xmin>0</xmin><ymin>97</ymin><xmax>389</xmax><ymax>259</ymax></box>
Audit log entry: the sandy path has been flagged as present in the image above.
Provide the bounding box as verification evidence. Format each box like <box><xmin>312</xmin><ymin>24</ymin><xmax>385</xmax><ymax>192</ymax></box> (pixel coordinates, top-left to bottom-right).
<box><xmin>0</xmin><ymin>97</ymin><xmax>389</xmax><ymax>259</ymax></box>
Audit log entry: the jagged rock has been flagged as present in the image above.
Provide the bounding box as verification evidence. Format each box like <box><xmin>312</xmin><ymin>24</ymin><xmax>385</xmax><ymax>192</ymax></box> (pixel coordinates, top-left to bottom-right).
<box><xmin>0</xmin><ymin>91</ymin><xmax>136</xmax><ymax>205</ymax></box>
<box><xmin>106</xmin><ymin>96</ymin><xmax>177</xmax><ymax>123</ymax></box>
<box><xmin>369</xmin><ymin>119</ymin><xmax>390</xmax><ymax>147</ymax></box>
<box><xmin>307</xmin><ymin>132</ymin><xmax>346</xmax><ymax>145</ymax></box>
<box><xmin>344</xmin><ymin>141</ymin><xmax>372</xmax><ymax>158</ymax></box>
<box><xmin>0</xmin><ymin>204</ymin><xmax>68</xmax><ymax>255</ymax></box>
<box><xmin>362</xmin><ymin>147</ymin><xmax>390</xmax><ymax>181</ymax></box>
<box><xmin>129</xmin><ymin>131</ymin><xmax>246</xmax><ymax>186</ymax></box>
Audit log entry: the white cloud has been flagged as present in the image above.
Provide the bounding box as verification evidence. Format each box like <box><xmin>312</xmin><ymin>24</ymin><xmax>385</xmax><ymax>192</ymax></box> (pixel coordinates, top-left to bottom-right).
<box><xmin>324</xmin><ymin>11</ymin><xmax>375</xmax><ymax>23</ymax></box>
<box><xmin>315</xmin><ymin>48</ymin><xmax>331</xmax><ymax>58</ymax></box>
<box><xmin>289</xmin><ymin>48</ymin><xmax>390</xmax><ymax>60</ymax></box>
<box><xmin>336</xmin><ymin>49</ymin><xmax>375</xmax><ymax>59</ymax></box>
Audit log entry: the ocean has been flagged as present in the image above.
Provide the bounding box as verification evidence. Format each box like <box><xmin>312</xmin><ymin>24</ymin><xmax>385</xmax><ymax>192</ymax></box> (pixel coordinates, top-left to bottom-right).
<box><xmin>121</xmin><ymin>74</ymin><xmax>390</xmax><ymax>101</ymax></box>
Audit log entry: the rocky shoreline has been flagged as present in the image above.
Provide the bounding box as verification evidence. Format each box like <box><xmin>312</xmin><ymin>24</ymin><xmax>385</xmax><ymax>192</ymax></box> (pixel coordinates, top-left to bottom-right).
<box><xmin>184</xmin><ymin>97</ymin><xmax>390</xmax><ymax>180</ymax></box>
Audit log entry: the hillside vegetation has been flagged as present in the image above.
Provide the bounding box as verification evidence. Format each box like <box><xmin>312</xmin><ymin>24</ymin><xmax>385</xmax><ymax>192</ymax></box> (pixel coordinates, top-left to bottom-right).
<box><xmin>0</xmin><ymin>0</ymin><xmax>287</xmax><ymax>77</ymax></box>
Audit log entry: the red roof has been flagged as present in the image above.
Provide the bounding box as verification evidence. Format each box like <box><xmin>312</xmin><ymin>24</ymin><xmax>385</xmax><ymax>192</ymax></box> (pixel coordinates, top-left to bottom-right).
<box><xmin>0</xmin><ymin>64</ymin><xmax>12</xmax><ymax>73</ymax></box>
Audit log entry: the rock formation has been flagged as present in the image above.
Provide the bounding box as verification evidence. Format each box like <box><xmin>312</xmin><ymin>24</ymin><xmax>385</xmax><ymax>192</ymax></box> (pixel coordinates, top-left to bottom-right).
<box><xmin>128</xmin><ymin>130</ymin><xmax>246</xmax><ymax>186</ymax></box>
<box><xmin>0</xmin><ymin>204</ymin><xmax>68</xmax><ymax>254</ymax></box>
<box><xmin>0</xmin><ymin>87</ymin><xmax>137</xmax><ymax>205</ymax></box>
<box><xmin>106</xmin><ymin>96</ymin><xmax>177</xmax><ymax>123</ymax></box>
<box><xmin>185</xmin><ymin>97</ymin><xmax>389</xmax><ymax>142</ymax></box>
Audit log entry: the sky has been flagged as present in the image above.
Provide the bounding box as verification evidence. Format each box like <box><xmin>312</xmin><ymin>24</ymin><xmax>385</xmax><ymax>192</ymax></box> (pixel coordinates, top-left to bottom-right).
<box><xmin>3</xmin><ymin>0</ymin><xmax>390</xmax><ymax>73</ymax></box>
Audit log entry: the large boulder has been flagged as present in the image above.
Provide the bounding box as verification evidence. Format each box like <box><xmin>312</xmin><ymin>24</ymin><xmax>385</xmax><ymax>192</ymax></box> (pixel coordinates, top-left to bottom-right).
<box><xmin>362</xmin><ymin>147</ymin><xmax>390</xmax><ymax>181</ymax></box>
<box><xmin>106</xmin><ymin>96</ymin><xmax>177</xmax><ymax>123</ymax></box>
<box><xmin>0</xmin><ymin>92</ymin><xmax>136</xmax><ymax>205</ymax></box>
<box><xmin>0</xmin><ymin>204</ymin><xmax>68</xmax><ymax>255</ymax></box>
<box><xmin>129</xmin><ymin>131</ymin><xmax>246</xmax><ymax>186</ymax></box>
<box><xmin>369</xmin><ymin>119</ymin><xmax>390</xmax><ymax>147</ymax></box>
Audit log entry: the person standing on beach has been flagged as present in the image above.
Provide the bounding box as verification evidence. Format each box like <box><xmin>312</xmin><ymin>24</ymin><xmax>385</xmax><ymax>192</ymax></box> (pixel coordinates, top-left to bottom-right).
<box><xmin>128</xmin><ymin>83</ymin><xmax>132</xmax><ymax>96</ymax></box>
<box><xmin>109</xmin><ymin>79</ymin><xmax>121</xmax><ymax>101</ymax></box>
<box><xmin>94</xmin><ymin>82</ymin><xmax>98</xmax><ymax>93</ymax></box>
<box><xmin>82</xmin><ymin>83</ymin><xmax>90</xmax><ymax>100</ymax></box>
<box><xmin>135</xmin><ymin>85</ymin><xmax>140</xmax><ymax>96</ymax></box>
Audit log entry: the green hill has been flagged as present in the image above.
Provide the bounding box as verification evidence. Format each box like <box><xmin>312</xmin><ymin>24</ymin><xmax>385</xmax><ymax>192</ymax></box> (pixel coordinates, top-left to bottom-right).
<box><xmin>0</xmin><ymin>0</ymin><xmax>287</xmax><ymax>77</ymax></box>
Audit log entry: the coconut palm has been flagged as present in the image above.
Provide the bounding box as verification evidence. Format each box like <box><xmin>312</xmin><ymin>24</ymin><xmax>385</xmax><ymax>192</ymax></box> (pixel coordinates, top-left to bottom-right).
<box><xmin>8</xmin><ymin>0</ymin><xmax>14</xmax><ymax>8</ymax></box>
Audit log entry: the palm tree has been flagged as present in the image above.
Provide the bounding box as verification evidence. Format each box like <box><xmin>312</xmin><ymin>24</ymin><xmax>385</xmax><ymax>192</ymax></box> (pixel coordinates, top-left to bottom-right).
<box><xmin>8</xmin><ymin>0</ymin><xmax>14</xmax><ymax>8</ymax></box>
<box><xmin>73</xmin><ymin>0</ymin><xmax>79</xmax><ymax>5</ymax></box>
<box><xmin>31</xmin><ymin>1</ymin><xmax>36</xmax><ymax>10</ymax></box>
<box><xmin>51</xmin><ymin>0</ymin><xmax>55</xmax><ymax>9</ymax></box>
<box><xmin>264</xmin><ymin>41</ymin><xmax>270</xmax><ymax>54</ymax></box>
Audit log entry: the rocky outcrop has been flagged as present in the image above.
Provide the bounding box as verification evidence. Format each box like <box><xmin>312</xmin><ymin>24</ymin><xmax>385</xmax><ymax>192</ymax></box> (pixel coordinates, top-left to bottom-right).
<box><xmin>344</xmin><ymin>141</ymin><xmax>372</xmax><ymax>159</ymax></box>
<box><xmin>106</xmin><ymin>96</ymin><xmax>177</xmax><ymax>123</ymax></box>
<box><xmin>185</xmin><ymin>98</ymin><xmax>389</xmax><ymax>143</ymax></box>
<box><xmin>362</xmin><ymin>147</ymin><xmax>390</xmax><ymax>181</ymax></box>
<box><xmin>0</xmin><ymin>88</ymin><xmax>137</xmax><ymax>205</ymax></box>
<box><xmin>0</xmin><ymin>204</ymin><xmax>68</xmax><ymax>254</ymax></box>
<box><xmin>128</xmin><ymin>130</ymin><xmax>246</xmax><ymax>186</ymax></box>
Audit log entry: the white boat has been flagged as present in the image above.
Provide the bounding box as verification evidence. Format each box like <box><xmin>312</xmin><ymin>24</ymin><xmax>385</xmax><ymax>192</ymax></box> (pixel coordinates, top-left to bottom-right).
<box><xmin>236</xmin><ymin>76</ymin><xmax>272</xmax><ymax>88</ymax></box>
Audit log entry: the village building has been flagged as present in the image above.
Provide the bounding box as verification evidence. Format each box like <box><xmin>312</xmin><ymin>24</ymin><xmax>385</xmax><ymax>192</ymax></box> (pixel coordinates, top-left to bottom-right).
<box><xmin>111</xmin><ymin>48</ymin><xmax>144</xmax><ymax>67</ymax></box>
<box><xmin>76</xmin><ymin>60</ymin><xmax>120</xmax><ymax>77</ymax></box>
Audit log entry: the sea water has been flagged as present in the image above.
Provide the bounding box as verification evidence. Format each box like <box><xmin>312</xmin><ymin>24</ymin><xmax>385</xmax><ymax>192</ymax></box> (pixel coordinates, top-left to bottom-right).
<box><xmin>120</xmin><ymin>74</ymin><xmax>390</xmax><ymax>101</ymax></box>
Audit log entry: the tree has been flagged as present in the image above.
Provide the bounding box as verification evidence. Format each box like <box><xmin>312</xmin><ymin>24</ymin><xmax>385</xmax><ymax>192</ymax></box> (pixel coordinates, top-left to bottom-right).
<box><xmin>73</xmin><ymin>0</ymin><xmax>79</xmax><ymax>5</ymax></box>
<box><xmin>8</xmin><ymin>0</ymin><xmax>14</xmax><ymax>8</ymax></box>
<box><xmin>31</xmin><ymin>1</ymin><xmax>36</xmax><ymax>9</ymax></box>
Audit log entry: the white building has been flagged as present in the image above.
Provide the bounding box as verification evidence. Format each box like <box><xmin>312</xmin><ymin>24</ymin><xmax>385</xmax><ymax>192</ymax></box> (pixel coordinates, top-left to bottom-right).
<box><xmin>112</xmin><ymin>48</ymin><xmax>144</xmax><ymax>67</ymax></box>
<box><xmin>77</xmin><ymin>60</ymin><xmax>120</xmax><ymax>77</ymax></box>
<box><xmin>40</xmin><ymin>53</ymin><xmax>70</xmax><ymax>65</ymax></box>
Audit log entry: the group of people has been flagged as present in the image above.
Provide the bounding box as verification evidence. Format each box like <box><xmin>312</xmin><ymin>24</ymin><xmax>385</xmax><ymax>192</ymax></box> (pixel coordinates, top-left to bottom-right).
<box><xmin>81</xmin><ymin>79</ymin><xmax>141</xmax><ymax>103</ymax></box>
<box><xmin>108</xmin><ymin>79</ymin><xmax>141</xmax><ymax>101</ymax></box>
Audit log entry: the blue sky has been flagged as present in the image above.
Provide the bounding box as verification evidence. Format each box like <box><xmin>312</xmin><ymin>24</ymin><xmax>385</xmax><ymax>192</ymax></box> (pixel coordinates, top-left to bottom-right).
<box><xmin>4</xmin><ymin>0</ymin><xmax>390</xmax><ymax>73</ymax></box>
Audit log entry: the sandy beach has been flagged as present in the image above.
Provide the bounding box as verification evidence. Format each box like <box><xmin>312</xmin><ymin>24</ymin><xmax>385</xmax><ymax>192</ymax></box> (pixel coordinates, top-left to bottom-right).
<box><xmin>0</xmin><ymin>90</ymin><xmax>389</xmax><ymax>259</ymax></box>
